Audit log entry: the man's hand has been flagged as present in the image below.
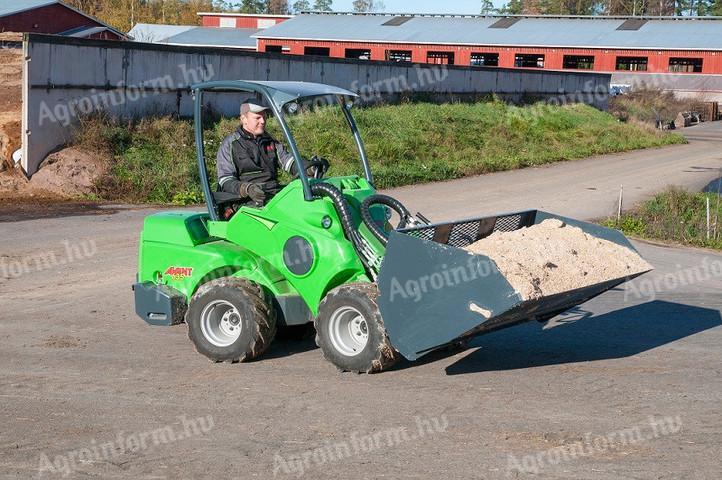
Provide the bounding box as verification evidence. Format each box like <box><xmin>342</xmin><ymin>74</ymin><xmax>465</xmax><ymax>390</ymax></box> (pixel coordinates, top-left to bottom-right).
<box><xmin>306</xmin><ymin>156</ymin><xmax>330</xmax><ymax>179</ymax></box>
<box><xmin>240</xmin><ymin>182</ymin><xmax>267</xmax><ymax>205</ymax></box>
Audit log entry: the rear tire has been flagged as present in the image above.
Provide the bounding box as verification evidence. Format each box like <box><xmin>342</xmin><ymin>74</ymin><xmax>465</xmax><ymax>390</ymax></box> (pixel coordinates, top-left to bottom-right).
<box><xmin>315</xmin><ymin>282</ymin><xmax>398</xmax><ymax>373</ymax></box>
<box><xmin>187</xmin><ymin>277</ymin><xmax>276</xmax><ymax>362</ymax></box>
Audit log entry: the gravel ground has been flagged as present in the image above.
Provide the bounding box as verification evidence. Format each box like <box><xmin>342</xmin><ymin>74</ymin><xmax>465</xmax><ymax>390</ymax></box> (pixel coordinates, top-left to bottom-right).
<box><xmin>1</xmin><ymin>217</ymin><xmax>721</xmax><ymax>479</ymax></box>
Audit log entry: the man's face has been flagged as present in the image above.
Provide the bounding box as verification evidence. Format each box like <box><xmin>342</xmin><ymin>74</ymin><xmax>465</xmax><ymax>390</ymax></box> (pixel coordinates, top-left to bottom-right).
<box><xmin>241</xmin><ymin>111</ymin><xmax>266</xmax><ymax>136</ymax></box>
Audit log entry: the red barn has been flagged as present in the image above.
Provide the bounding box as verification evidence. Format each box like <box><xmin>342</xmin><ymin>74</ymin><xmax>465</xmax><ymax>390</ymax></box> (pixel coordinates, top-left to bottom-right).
<box><xmin>254</xmin><ymin>12</ymin><xmax>722</xmax><ymax>75</ymax></box>
<box><xmin>0</xmin><ymin>0</ymin><xmax>126</xmax><ymax>40</ymax></box>
<box><xmin>197</xmin><ymin>12</ymin><xmax>291</xmax><ymax>30</ymax></box>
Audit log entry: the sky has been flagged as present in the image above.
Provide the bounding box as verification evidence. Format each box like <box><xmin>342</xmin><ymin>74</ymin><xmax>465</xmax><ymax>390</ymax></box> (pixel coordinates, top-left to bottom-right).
<box><xmin>330</xmin><ymin>0</ymin><xmax>498</xmax><ymax>15</ymax></box>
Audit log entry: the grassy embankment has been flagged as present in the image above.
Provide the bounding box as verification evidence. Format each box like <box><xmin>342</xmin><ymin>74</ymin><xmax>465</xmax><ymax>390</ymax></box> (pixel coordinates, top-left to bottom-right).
<box><xmin>73</xmin><ymin>100</ymin><xmax>685</xmax><ymax>204</ymax></box>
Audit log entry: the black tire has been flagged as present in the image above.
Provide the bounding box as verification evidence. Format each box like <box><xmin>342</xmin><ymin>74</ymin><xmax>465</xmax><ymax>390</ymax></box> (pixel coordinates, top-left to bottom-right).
<box><xmin>315</xmin><ymin>282</ymin><xmax>398</xmax><ymax>373</ymax></box>
<box><xmin>187</xmin><ymin>277</ymin><xmax>276</xmax><ymax>363</ymax></box>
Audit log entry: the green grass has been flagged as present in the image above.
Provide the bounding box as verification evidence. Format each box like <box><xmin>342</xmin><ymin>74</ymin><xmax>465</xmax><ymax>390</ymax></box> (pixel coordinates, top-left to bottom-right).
<box><xmin>602</xmin><ymin>187</ymin><xmax>722</xmax><ymax>250</ymax></box>
<box><xmin>74</xmin><ymin>100</ymin><xmax>686</xmax><ymax>204</ymax></box>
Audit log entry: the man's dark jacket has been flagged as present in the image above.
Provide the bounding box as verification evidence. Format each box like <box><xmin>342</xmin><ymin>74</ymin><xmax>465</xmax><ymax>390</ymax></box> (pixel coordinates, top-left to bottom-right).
<box><xmin>216</xmin><ymin>127</ymin><xmax>295</xmax><ymax>195</ymax></box>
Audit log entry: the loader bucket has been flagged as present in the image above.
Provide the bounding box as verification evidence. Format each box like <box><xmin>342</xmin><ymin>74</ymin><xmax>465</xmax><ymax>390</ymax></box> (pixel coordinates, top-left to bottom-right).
<box><xmin>376</xmin><ymin>210</ymin><xmax>651</xmax><ymax>361</ymax></box>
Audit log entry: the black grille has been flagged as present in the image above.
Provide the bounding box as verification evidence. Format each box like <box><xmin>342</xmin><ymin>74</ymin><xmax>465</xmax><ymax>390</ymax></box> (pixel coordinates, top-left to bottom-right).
<box><xmin>492</xmin><ymin>213</ymin><xmax>523</xmax><ymax>232</ymax></box>
<box><xmin>402</xmin><ymin>211</ymin><xmax>536</xmax><ymax>248</ymax></box>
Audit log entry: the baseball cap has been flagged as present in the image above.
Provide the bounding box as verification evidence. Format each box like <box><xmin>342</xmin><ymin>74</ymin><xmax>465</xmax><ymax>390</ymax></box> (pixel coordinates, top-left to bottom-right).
<box><xmin>241</xmin><ymin>97</ymin><xmax>270</xmax><ymax>115</ymax></box>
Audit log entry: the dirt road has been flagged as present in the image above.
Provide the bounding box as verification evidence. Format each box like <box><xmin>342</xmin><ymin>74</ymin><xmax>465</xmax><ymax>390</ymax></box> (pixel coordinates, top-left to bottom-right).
<box><xmin>391</xmin><ymin>120</ymin><xmax>722</xmax><ymax>221</ymax></box>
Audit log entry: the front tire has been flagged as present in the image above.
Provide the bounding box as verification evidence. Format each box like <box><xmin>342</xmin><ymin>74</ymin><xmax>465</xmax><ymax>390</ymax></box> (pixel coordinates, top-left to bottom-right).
<box><xmin>315</xmin><ymin>283</ymin><xmax>398</xmax><ymax>373</ymax></box>
<box><xmin>187</xmin><ymin>277</ymin><xmax>276</xmax><ymax>362</ymax></box>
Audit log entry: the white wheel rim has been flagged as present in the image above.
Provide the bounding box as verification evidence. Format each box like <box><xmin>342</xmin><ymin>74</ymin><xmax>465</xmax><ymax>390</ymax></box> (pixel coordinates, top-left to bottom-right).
<box><xmin>200</xmin><ymin>300</ymin><xmax>242</xmax><ymax>347</ymax></box>
<box><xmin>328</xmin><ymin>306</ymin><xmax>369</xmax><ymax>357</ymax></box>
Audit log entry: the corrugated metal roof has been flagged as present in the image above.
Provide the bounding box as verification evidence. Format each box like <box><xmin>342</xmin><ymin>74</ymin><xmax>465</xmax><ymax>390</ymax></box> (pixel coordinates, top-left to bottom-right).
<box><xmin>254</xmin><ymin>13</ymin><xmax>722</xmax><ymax>51</ymax></box>
<box><xmin>128</xmin><ymin>25</ymin><xmax>257</xmax><ymax>48</ymax></box>
<box><xmin>128</xmin><ymin>23</ymin><xmax>196</xmax><ymax>42</ymax></box>
<box><xmin>59</xmin><ymin>25</ymin><xmax>109</xmax><ymax>37</ymax></box>
<box><xmin>164</xmin><ymin>27</ymin><xmax>258</xmax><ymax>48</ymax></box>
<box><xmin>0</xmin><ymin>0</ymin><xmax>56</xmax><ymax>18</ymax></box>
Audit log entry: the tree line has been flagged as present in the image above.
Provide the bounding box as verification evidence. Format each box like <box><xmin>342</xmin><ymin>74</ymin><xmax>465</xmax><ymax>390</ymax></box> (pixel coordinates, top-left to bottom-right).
<box><xmin>492</xmin><ymin>0</ymin><xmax>722</xmax><ymax>15</ymax></box>
<box><xmin>64</xmin><ymin>0</ymin><xmax>331</xmax><ymax>32</ymax></box>
<box><xmin>66</xmin><ymin>0</ymin><xmax>721</xmax><ymax>34</ymax></box>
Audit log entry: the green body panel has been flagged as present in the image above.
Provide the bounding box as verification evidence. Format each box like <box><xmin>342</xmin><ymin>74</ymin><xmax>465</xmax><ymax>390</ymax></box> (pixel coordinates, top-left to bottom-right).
<box><xmin>137</xmin><ymin>176</ymin><xmax>386</xmax><ymax>320</ymax></box>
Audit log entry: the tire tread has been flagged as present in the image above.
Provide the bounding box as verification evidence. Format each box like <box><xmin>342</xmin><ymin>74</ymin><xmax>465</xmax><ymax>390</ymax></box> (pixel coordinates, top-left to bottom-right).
<box><xmin>187</xmin><ymin>277</ymin><xmax>276</xmax><ymax>363</ymax></box>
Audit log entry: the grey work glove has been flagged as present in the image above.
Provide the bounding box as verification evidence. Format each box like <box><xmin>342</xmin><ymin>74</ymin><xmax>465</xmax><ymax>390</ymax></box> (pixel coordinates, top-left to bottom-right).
<box><xmin>290</xmin><ymin>156</ymin><xmax>330</xmax><ymax>179</ymax></box>
<box><xmin>240</xmin><ymin>182</ymin><xmax>267</xmax><ymax>206</ymax></box>
<box><xmin>307</xmin><ymin>157</ymin><xmax>330</xmax><ymax>179</ymax></box>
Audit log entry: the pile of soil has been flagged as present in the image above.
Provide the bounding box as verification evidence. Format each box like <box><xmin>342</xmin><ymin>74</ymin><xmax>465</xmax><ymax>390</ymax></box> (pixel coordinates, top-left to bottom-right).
<box><xmin>0</xmin><ymin>119</ymin><xmax>20</xmax><ymax>172</ymax></box>
<box><xmin>0</xmin><ymin>168</ymin><xmax>61</xmax><ymax>204</ymax></box>
<box><xmin>30</xmin><ymin>147</ymin><xmax>109</xmax><ymax>197</ymax></box>
<box><xmin>0</xmin><ymin>35</ymin><xmax>22</xmax><ymax>172</ymax></box>
<box><xmin>0</xmin><ymin>34</ymin><xmax>109</xmax><ymax>208</ymax></box>
<box><xmin>464</xmin><ymin>218</ymin><xmax>652</xmax><ymax>300</ymax></box>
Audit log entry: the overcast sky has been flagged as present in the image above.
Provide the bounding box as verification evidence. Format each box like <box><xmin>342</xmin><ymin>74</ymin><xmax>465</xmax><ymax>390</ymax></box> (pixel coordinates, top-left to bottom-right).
<box><xmin>330</xmin><ymin>0</ymin><xmax>499</xmax><ymax>14</ymax></box>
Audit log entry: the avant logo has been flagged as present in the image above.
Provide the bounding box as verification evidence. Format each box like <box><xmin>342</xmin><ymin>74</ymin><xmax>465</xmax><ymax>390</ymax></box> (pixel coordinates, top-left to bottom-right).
<box><xmin>164</xmin><ymin>266</ymin><xmax>194</xmax><ymax>280</ymax></box>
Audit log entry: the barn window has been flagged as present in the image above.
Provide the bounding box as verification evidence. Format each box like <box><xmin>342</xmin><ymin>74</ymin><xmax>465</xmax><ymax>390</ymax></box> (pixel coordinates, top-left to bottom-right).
<box><xmin>563</xmin><ymin>55</ymin><xmax>595</xmax><ymax>70</ymax></box>
<box><xmin>616</xmin><ymin>56</ymin><xmax>648</xmax><ymax>71</ymax></box>
<box><xmin>304</xmin><ymin>47</ymin><xmax>330</xmax><ymax>57</ymax></box>
<box><xmin>470</xmin><ymin>53</ymin><xmax>499</xmax><ymax>67</ymax></box>
<box><xmin>427</xmin><ymin>51</ymin><xmax>454</xmax><ymax>65</ymax></box>
<box><xmin>668</xmin><ymin>57</ymin><xmax>703</xmax><ymax>73</ymax></box>
<box><xmin>515</xmin><ymin>54</ymin><xmax>545</xmax><ymax>68</ymax></box>
<box><xmin>219</xmin><ymin>17</ymin><xmax>235</xmax><ymax>28</ymax></box>
<box><xmin>265</xmin><ymin>45</ymin><xmax>283</xmax><ymax>53</ymax></box>
<box><xmin>257</xmin><ymin>18</ymin><xmax>277</xmax><ymax>29</ymax></box>
<box><xmin>345</xmin><ymin>48</ymin><xmax>371</xmax><ymax>60</ymax></box>
<box><xmin>386</xmin><ymin>50</ymin><xmax>412</xmax><ymax>62</ymax></box>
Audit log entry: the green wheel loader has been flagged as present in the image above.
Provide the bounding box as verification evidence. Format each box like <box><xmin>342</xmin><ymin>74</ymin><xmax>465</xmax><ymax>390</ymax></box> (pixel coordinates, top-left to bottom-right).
<box><xmin>133</xmin><ymin>80</ymin><xmax>650</xmax><ymax>373</ymax></box>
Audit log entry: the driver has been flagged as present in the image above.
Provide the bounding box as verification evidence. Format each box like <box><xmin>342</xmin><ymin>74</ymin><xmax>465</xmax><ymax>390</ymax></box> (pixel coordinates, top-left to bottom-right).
<box><xmin>216</xmin><ymin>97</ymin><xmax>327</xmax><ymax>207</ymax></box>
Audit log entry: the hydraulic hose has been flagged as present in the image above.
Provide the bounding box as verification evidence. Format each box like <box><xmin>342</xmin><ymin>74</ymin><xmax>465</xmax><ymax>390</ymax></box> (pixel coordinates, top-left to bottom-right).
<box><xmin>360</xmin><ymin>194</ymin><xmax>412</xmax><ymax>246</ymax></box>
<box><xmin>310</xmin><ymin>182</ymin><xmax>373</xmax><ymax>274</ymax></box>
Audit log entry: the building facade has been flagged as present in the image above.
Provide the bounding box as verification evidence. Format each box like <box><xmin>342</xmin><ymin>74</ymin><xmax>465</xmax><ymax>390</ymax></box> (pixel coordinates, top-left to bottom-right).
<box><xmin>254</xmin><ymin>13</ymin><xmax>722</xmax><ymax>76</ymax></box>
<box><xmin>198</xmin><ymin>12</ymin><xmax>291</xmax><ymax>29</ymax></box>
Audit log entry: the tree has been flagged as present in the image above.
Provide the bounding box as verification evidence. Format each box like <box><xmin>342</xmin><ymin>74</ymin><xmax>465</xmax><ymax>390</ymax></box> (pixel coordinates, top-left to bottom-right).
<box><xmin>497</xmin><ymin>0</ymin><xmax>524</xmax><ymax>13</ymax></box>
<box><xmin>291</xmin><ymin>0</ymin><xmax>310</xmax><ymax>12</ymax></box>
<box><xmin>313</xmin><ymin>0</ymin><xmax>333</xmax><ymax>10</ymax></box>
<box><xmin>352</xmin><ymin>0</ymin><xmax>385</xmax><ymax>11</ymax></box>
<box><xmin>266</xmin><ymin>0</ymin><xmax>288</xmax><ymax>13</ymax></box>
<box><xmin>240</xmin><ymin>0</ymin><xmax>265</xmax><ymax>13</ymax></box>
<box><xmin>679</xmin><ymin>0</ymin><xmax>714</xmax><ymax>15</ymax></box>
<box><xmin>480</xmin><ymin>0</ymin><xmax>496</xmax><ymax>13</ymax></box>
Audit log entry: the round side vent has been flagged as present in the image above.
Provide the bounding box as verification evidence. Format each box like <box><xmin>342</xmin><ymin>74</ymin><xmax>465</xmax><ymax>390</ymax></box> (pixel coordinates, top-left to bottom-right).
<box><xmin>283</xmin><ymin>236</ymin><xmax>314</xmax><ymax>276</ymax></box>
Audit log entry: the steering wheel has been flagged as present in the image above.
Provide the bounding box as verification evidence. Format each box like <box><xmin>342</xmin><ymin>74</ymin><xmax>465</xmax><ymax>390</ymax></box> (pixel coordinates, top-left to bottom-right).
<box><xmin>292</xmin><ymin>155</ymin><xmax>329</xmax><ymax>180</ymax></box>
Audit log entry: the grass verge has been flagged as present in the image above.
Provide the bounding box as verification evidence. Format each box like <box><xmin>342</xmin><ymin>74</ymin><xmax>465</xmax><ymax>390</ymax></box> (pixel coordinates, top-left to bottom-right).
<box><xmin>73</xmin><ymin>100</ymin><xmax>686</xmax><ymax>204</ymax></box>
<box><xmin>602</xmin><ymin>187</ymin><xmax>722</xmax><ymax>250</ymax></box>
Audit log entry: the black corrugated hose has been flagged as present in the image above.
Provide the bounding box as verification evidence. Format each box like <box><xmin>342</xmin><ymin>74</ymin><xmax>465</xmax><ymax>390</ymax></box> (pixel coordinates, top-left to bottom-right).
<box><xmin>310</xmin><ymin>182</ymin><xmax>373</xmax><ymax>273</ymax></box>
<box><xmin>359</xmin><ymin>194</ymin><xmax>412</xmax><ymax>246</ymax></box>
